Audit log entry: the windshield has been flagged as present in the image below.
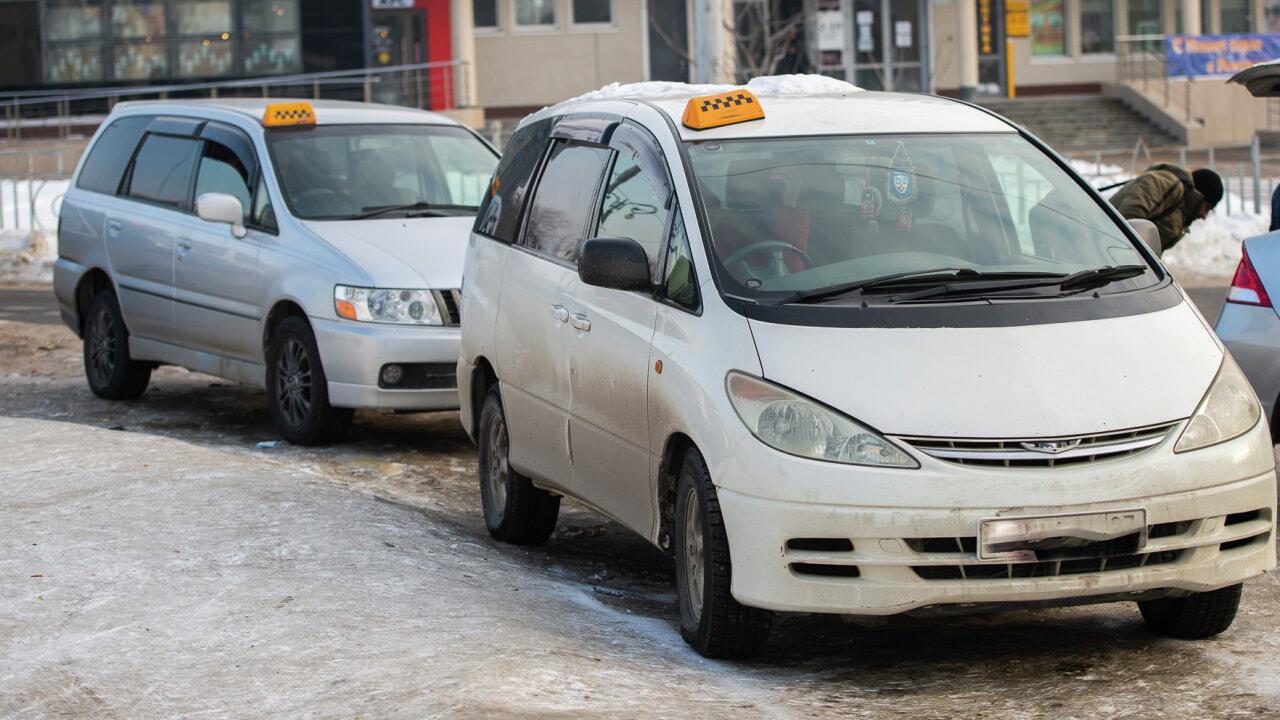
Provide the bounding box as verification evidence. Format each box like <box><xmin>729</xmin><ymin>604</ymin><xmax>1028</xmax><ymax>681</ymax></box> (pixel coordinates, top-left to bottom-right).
<box><xmin>267</xmin><ymin>124</ymin><xmax>499</xmax><ymax>220</ymax></box>
<box><xmin>686</xmin><ymin>133</ymin><xmax>1155</xmax><ymax>303</ymax></box>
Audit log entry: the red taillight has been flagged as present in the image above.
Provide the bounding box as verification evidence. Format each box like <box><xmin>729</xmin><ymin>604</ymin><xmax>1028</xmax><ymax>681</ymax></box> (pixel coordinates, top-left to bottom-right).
<box><xmin>1226</xmin><ymin>246</ymin><xmax>1273</xmax><ymax>308</ymax></box>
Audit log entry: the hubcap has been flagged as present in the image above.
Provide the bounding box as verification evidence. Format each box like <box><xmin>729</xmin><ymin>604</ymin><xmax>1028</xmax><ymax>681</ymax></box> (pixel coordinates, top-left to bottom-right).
<box><xmin>682</xmin><ymin>484</ymin><xmax>705</xmax><ymax>624</ymax></box>
<box><xmin>87</xmin><ymin>305</ymin><xmax>116</xmax><ymax>385</ymax></box>
<box><xmin>275</xmin><ymin>338</ymin><xmax>312</xmax><ymax>427</ymax></box>
<box><xmin>484</xmin><ymin>411</ymin><xmax>509</xmax><ymax>513</ymax></box>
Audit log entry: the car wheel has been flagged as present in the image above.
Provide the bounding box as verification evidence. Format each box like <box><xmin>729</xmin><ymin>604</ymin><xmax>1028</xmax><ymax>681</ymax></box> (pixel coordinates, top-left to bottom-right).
<box><xmin>1138</xmin><ymin>583</ymin><xmax>1243</xmax><ymax>639</ymax></box>
<box><xmin>82</xmin><ymin>289</ymin><xmax>152</xmax><ymax>399</ymax></box>
<box><xmin>477</xmin><ymin>386</ymin><xmax>560</xmax><ymax>544</ymax></box>
<box><xmin>266</xmin><ymin>316</ymin><xmax>352</xmax><ymax>445</ymax></box>
<box><xmin>674</xmin><ymin>446</ymin><xmax>772</xmax><ymax>658</ymax></box>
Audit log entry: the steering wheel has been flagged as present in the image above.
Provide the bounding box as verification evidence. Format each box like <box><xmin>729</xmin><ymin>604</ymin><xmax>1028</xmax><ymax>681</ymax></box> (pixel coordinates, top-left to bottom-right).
<box><xmin>722</xmin><ymin>240</ymin><xmax>813</xmax><ymax>280</ymax></box>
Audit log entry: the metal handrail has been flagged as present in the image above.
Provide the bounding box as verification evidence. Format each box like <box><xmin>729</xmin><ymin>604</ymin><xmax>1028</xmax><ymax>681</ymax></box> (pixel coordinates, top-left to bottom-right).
<box><xmin>1115</xmin><ymin>35</ymin><xmax>1192</xmax><ymax>123</ymax></box>
<box><xmin>0</xmin><ymin>60</ymin><xmax>471</xmax><ymax>107</ymax></box>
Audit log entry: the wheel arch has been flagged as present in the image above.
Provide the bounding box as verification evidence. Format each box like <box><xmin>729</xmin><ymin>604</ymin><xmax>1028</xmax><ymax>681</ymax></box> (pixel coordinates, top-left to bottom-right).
<box><xmin>657</xmin><ymin>432</ymin><xmax>698</xmax><ymax>556</ymax></box>
<box><xmin>73</xmin><ymin>268</ymin><xmax>116</xmax><ymax>336</ymax></box>
<box><xmin>468</xmin><ymin>355</ymin><xmax>498</xmax><ymax>439</ymax></box>
<box><xmin>262</xmin><ymin>299</ymin><xmax>309</xmax><ymax>354</ymax></box>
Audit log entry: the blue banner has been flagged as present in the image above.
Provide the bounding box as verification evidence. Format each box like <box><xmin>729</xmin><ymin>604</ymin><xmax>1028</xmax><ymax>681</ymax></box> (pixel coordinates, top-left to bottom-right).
<box><xmin>1166</xmin><ymin>34</ymin><xmax>1280</xmax><ymax>77</ymax></box>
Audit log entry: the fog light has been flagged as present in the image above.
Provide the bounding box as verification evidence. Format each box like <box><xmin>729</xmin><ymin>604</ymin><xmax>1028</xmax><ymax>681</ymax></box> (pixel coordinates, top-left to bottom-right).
<box><xmin>380</xmin><ymin>364</ymin><xmax>404</xmax><ymax>386</ymax></box>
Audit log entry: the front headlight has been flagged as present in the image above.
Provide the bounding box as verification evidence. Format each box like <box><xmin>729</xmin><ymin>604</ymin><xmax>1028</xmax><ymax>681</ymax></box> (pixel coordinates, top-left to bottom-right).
<box><xmin>1174</xmin><ymin>354</ymin><xmax>1260</xmax><ymax>453</ymax></box>
<box><xmin>334</xmin><ymin>285</ymin><xmax>443</xmax><ymax>325</ymax></box>
<box><xmin>725</xmin><ymin>371</ymin><xmax>918</xmax><ymax>468</ymax></box>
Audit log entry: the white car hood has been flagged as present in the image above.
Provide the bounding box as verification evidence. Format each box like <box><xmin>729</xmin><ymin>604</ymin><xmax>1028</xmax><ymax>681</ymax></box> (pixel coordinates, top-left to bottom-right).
<box><xmin>302</xmin><ymin>216</ymin><xmax>472</xmax><ymax>288</ymax></box>
<box><xmin>748</xmin><ymin>301</ymin><xmax>1223</xmax><ymax>438</ymax></box>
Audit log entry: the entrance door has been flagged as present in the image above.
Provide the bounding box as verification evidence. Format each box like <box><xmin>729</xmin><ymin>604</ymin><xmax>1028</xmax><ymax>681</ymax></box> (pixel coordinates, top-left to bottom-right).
<box><xmin>369</xmin><ymin>10</ymin><xmax>426</xmax><ymax>106</ymax></box>
<box><xmin>843</xmin><ymin>0</ymin><xmax>928</xmax><ymax>92</ymax></box>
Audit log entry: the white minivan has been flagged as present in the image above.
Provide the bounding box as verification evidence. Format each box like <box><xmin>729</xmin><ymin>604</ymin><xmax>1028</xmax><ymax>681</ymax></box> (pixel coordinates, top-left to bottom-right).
<box><xmin>457</xmin><ymin>79</ymin><xmax>1277</xmax><ymax>658</ymax></box>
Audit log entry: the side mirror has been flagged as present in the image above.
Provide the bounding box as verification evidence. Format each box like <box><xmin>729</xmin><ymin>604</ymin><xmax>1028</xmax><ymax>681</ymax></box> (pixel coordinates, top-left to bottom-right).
<box><xmin>1128</xmin><ymin>218</ymin><xmax>1161</xmax><ymax>257</ymax></box>
<box><xmin>578</xmin><ymin>237</ymin><xmax>651</xmax><ymax>291</ymax></box>
<box><xmin>197</xmin><ymin>193</ymin><xmax>247</xmax><ymax>239</ymax></box>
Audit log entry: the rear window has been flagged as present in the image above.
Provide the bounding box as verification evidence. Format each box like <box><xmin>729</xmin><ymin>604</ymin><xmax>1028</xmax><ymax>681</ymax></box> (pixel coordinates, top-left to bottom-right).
<box><xmin>76</xmin><ymin>115</ymin><xmax>151</xmax><ymax>195</ymax></box>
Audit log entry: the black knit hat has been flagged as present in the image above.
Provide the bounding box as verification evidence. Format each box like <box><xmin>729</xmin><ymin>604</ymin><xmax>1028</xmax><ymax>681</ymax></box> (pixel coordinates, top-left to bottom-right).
<box><xmin>1192</xmin><ymin>168</ymin><xmax>1224</xmax><ymax>209</ymax></box>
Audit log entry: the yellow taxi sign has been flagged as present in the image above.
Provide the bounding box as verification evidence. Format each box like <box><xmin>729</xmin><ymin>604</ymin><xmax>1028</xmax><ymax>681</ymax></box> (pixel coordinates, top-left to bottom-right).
<box><xmin>262</xmin><ymin>101</ymin><xmax>316</xmax><ymax>127</ymax></box>
<box><xmin>681</xmin><ymin>89</ymin><xmax>764</xmax><ymax>130</ymax></box>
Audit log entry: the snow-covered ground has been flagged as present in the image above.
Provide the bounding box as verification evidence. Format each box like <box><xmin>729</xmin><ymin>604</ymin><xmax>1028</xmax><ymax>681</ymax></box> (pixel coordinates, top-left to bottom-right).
<box><xmin>0</xmin><ymin>178</ymin><xmax>66</xmax><ymax>285</ymax></box>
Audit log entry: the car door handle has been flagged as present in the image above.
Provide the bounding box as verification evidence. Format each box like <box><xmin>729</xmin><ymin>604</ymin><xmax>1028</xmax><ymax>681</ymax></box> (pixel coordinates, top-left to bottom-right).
<box><xmin>551</xmin><ymin>304</ymin><xmax>569</xmax><ymax>323</ymax></box>
<box><xmin>106</xmin><ymin>220</ymin><xmax>122</xmax><ymax>236</ymax></box>
<box><xmin>176</xmin><ymin>238</ymin><xmax>192</xmax><ymax>259</ymax></box>
<box><xmin>570</xmin><ymin>313</ymin><xmax>591</xmax><ymax>332</ymax></box>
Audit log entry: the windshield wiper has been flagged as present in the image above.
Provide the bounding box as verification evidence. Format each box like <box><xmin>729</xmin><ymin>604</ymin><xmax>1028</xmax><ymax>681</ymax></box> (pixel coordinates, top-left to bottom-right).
<box><xmin>352</xmin><ymin>201</ymin><xmax>477</xmax><ymax>219</ymax></box>
<box><xmin>781</xmin><ymin>268</ymin><xmax>981</xmax><ymax>305</ymax></box>
<box><xmin>892</xmin><ymin>264</ymin><xmax>1148</xmax><ymax>303</ymax></box>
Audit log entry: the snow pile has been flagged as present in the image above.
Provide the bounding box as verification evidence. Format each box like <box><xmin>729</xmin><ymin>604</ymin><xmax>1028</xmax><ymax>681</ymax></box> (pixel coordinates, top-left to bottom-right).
<box><xmin>560</xmin><ymin>74</ymin><xmax>862</xmax><ymax>106</ymax></box>
<box><xmin>0</xmin><ymin>178</ymin><xmax>66</xmax><ymax>285</ymax></box>
<box><xmin>1069</xmin><ymin>159</ymin><xmax>1266</xmax><ymax>282</ymax></box>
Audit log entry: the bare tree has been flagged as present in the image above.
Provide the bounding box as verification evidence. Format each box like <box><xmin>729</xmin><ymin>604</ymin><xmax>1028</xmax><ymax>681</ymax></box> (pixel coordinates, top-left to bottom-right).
<box><xmin>729</xmin><ymin>0</ymin><xmax>807</xmax><ymax>82</ymax></box>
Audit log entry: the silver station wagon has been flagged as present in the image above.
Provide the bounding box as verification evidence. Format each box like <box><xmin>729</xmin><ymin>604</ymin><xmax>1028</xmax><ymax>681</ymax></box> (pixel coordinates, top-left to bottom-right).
<box><xmin>55</xmin><ymin>99</ymin><xmax>499</xmax><ymax>443</ymax></box>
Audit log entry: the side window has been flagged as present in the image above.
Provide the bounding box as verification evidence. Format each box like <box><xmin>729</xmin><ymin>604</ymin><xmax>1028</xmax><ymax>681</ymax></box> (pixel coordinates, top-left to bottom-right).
<box><xmin>662</xmin><ymin>207</ymin><xmax>699</xmax><ymax>311</ymax></box>
<box><xmin>523</xmin><ymin>141</ymin><xmax>611</xmax><ymax>263</ymax></box>
<box><xmin>76</xmin><ymin>115</ymin><xmax>151</xmax><ymax>195</ymax></box>
<box><xmin>474</xmin><ymin>118</ymin><xmax>553</xmax><ymax>243</ymax></box>
<box><xmin>194</xmin><ymin>140</ymin><xmax>252</xmax><ymax>221</ymax></box>
<box><xmin>596</xmin><ymin>153</ymin><xmax>669</xmax><ymax>279</ymax></box>
<box><xmin>252</xmin><ymin>175</ymin><xmax>277</xmax><ymax>232</ymax></box>
<box><xmin>127</xmin><ymin>134</ymin><xmax>201</xmax><ymax>209</ymax></box>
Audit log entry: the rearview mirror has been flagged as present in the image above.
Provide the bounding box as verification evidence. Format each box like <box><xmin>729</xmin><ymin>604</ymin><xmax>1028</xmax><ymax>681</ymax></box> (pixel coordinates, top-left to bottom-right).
<box><xmin>197</xmin><ymin>193</ymin><xmax>247</xmax><ymax>239</ymax></box>
<box><xmin>579</xmin><ymin>237</ymin><xmax>651</xmax><ymax>291</ymax></box>
<box><xmin>1128</xmin><ymin>218</ymin><xmax>1161</xmax><ymax>257</ymax></box>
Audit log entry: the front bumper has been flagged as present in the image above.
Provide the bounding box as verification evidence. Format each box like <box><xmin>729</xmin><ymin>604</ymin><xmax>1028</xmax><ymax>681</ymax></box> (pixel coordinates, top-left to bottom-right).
<box><xmin>715</xmin><ymin>418</ymin><xmax>1278</xmax><ymax>615</ymax></box>
<box><xmin>1216</xmin><ymin>301</ymin><xmax>1280</xmax><ymax>427</ymax></box>
<box><xmin>311</xmin><ymin>316</ymin><xmax>461</xmax><ymax>411</ymax></box>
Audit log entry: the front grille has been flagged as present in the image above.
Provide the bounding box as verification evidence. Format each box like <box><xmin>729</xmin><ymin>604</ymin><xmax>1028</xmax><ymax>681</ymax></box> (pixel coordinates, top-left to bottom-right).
<box><xmin>434</xmin><ymin>289</ymin><xmax>462</xmax><ymax>326</ymax></box>
<box><xmin>899</xmin><ymin>422</ymin><xmax>1179</xmax><ymax>468</ymax></box>
<box><xmin>912</xmin><ymin>549</ymin><xmax>1184</xmax><ymax>580</ymax></box>
<box><xmin>792</xmin><ymin>563</ymin><xmax>861</xmax><ymax>578</ymax></box>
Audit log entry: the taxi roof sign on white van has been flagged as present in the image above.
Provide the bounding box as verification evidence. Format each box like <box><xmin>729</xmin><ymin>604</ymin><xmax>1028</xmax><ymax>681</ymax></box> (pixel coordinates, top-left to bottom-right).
<box><xmin>262</xmin><ymin>102</ymin><xmax>316</xmax><ymax>127</ymax></box>
<box><xmin>681</xmin><ymin>90</ymin><xmax>764</xmax><ymax>130</ymax></box>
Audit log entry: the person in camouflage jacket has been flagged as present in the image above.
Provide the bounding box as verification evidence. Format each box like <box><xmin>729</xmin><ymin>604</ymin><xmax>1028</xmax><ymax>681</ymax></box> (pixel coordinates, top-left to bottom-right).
<box><xmin>1109</xmin><ymin>163</ymin><xmax>1223</xmax><ymax>252</ymax></box>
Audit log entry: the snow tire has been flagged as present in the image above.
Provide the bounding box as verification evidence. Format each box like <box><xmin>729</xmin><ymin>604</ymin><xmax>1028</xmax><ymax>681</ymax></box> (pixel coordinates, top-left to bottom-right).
<box><xmin>478</xmin><ymin>386</ymin><xmax>560</xmax><ymax>544</ymax></box>
<box><xmin>83</xmin><ymin>289</ymin><xmax>152</xmax><ymax>399</ymax></box>
<box><xmin>1138</xmin><ymin>583</ymin><xmax>1243</xmax><ymax>639</ymax></box>
<box><xmin>266</xmin><ymin>316</ymin><xmax>352</xmax><ymax>445</ymax></box>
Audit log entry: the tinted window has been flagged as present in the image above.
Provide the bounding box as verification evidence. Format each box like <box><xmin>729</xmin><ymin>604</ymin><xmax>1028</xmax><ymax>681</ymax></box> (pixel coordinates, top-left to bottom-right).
<box><xmin>524</xmin><ymin>142</ymin><xmax>611</xmax><ymax>263</ymax></box>
<box><xmin>76</xmin><ymin>115</ymin><xmax>151</xmax><ymax>194</ymax></box>
<box><xmin>596</xmin><ymin>153</ymin><xmax>669</xmax><ymax>278</ymax></box>
<box><xmin>127</xmin><ymin>134</ymin><xmax>201</xmax><ymax>208</ymax></box>
<box><xmin>195</xmin><ymin>140</ymin><xmax>252</xmax><ymax>221</ymax></box>
<box><xmin>474</xmin><ymin>118</ymin><xmax>553</xmax><ymax>243</ymax></box>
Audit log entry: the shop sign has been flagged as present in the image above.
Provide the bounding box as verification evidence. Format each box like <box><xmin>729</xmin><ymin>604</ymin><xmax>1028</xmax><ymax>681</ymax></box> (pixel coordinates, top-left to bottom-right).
<box><xmin>1006</xmin><ymin>1</ymin><xmax>1028</xmax><ymax>38</ymax></box>
<box><xmin>977</xmin><ymin>0</ymin><xmax>993</xmax><ymax>54</ymax></box>
<box><xmin>372</xmin><ymin>0</ymin><xmax>414</xmax><ymax>8</ymax></box>
<box><xmin>1167</xmin><ymin>34</ymin><xmax>1280</xmax><ymax>77</ymax></box>
<box><xmin>817</xmin><ymin>10</ymin><xmax>843</xmax><ymax>51</ymax></box>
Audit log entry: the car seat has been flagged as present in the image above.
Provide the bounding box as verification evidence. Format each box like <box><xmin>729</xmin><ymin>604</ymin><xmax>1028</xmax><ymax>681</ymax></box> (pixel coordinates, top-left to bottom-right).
<box><xmin>349</xmin><ymin>150</ymin><xmax>415</xmax><ymax>210</ymax></box>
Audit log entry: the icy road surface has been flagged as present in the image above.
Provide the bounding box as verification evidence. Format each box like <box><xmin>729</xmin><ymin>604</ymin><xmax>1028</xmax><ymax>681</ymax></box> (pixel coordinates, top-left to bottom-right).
<box><xmin>1</xmin><ymin>311</ymin><xmax>1279</xmax><ymax>719</ymax></box>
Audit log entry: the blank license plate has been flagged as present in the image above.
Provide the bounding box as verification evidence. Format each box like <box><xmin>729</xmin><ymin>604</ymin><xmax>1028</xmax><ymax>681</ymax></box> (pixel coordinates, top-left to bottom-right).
<box><xmin>978</xmin><ymin>508</ymin><xmax>1147</xmax><ymax>562</ymax></box>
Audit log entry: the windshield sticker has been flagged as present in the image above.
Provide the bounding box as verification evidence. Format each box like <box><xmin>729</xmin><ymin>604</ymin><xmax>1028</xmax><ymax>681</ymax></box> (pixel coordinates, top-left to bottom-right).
<box><xmin>887</xmin><ymin>142</ymin><xmax>916</xmax><ymax>231</ymax></box>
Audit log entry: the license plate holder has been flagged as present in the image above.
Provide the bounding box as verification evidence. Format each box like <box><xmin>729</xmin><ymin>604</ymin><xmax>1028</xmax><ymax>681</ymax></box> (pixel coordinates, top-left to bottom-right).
<box><xmin>978</xmin><ymin>508</ymin><xmax>1147</xmax><ymax>562</ymax></box>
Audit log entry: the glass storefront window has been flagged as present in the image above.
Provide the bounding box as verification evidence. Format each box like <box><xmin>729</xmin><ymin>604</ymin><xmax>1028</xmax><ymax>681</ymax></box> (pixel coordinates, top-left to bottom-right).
<box><xmin>474</xmin><ymin>0</ymin><xmax>499</xmax><ymax>29</ymax></box>
<box><xmin>45</xmin><ymin>0</ymin><xmax>103</xmax><ymax>41</ymax></box>
<box><xmin>573</xmin><ymin>0</ymin><xmax>612</xmax><ymax>24</ymax></box>
<box><xmin>1080</xmin><ymin>0</ymin><xmax>1114</xmax><ymax>54</ymax></box>
<box><xmin>176</xmin><ymin>0</ymin><xmax>232</xmax><ymax>34</ymax></box>
<box><xmin>112</xmin><ymin>40</ymin><xmax>168</xmax><ymax>79</ymax></box>
<box><xmin>44</xmin><ymin>44</ymin><xmax>103</xmax><ymax>82</ymax></box>
<box><xmin>1128</xmin><ymin>0</ymin><xmax>1161</xmax><ymax>35</ymax></box>
<box><xmin>1030</xmin><ymin>0</ymin><xmax>1066</xmax><ymax>56</ymax></box>
<box><xmin>1221</xmin><ymin>0</ymin><xmax>1252</xmax><ymax>33</ymax></box>
<box><xmin>243</xmin><ymin>0</ymin><xmax>298</xmax><ymax>33</ymax></box>
<box><xmin>243</xmin><ymin>36</ymin><xmax>299</xmax><ymax>74</ymax></box>
<box><xmin>112</xmin><ymin>1</ymin><xmax>165</xmax><ymax>38</ymax></box>
<box><xmin>179</xmin><ymin>38</ymin><xmax>232</xmax><ymax>76</ymax></box>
